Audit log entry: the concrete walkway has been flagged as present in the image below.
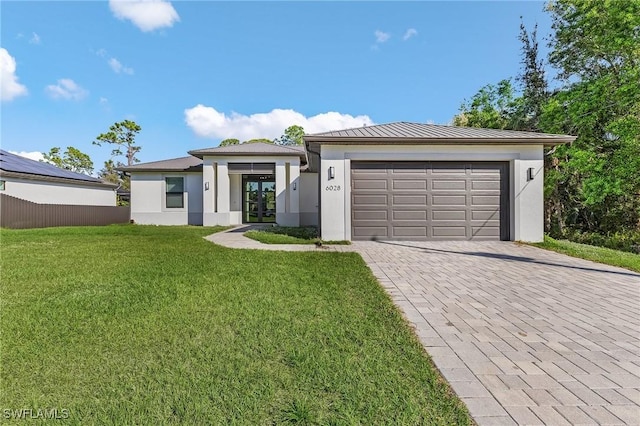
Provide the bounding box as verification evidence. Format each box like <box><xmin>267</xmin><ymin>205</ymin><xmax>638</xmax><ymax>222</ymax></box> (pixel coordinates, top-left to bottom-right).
<box><xmin>206</xmin><ymin>227</ymin><xmax>640</xmax><ymax>425</ymax></box>
<box><xmin>205</xmin><ymin>225</ymin><xmax>355</xmax><ymax>252</ymax></box>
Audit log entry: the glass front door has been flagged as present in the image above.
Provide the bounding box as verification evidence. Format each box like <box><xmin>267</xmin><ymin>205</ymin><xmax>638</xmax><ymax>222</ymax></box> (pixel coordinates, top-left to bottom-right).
<box><xmin>243</xmin><ymin>176</ymin><xmax>276</xmax><ymax>223</ymax></box>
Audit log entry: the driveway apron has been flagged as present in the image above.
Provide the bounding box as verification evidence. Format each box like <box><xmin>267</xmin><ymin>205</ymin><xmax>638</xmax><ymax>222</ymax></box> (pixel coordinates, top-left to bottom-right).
<box><xmin>352</xmin><ymin>241</ymin><xmax>640</xmax><ymax>426</ymax></box>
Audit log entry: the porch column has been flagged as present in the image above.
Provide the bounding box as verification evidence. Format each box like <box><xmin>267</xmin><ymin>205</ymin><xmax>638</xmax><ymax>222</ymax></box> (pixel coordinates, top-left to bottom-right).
<box><xmin>275</xmin><ymin>161</ymin><xmax>287</xmax><ymax>225</ymax></box>
<box><xmin>288</xmin><ymin>161</ymin><xmax>300</xmax><ymax>226</ymax></box>
<box><xmin>202</xmin><ymin>158</ymin><xmax>216</xmax><ymax>226</ymax></box>
<box><xmin>216</xmin><ymin>160</ymin><xmax>230</xmax><ymax>225</ymax></box>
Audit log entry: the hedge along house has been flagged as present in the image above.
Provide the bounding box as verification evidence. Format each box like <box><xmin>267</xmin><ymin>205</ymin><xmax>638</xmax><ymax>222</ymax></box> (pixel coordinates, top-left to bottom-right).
<box><xmin>120</xmin><ymin>122</ymin><xmax>575</xmax><ymax>242</ymax></box>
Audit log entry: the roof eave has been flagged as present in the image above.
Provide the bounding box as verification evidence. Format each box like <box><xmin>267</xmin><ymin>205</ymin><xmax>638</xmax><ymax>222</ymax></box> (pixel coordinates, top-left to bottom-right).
<box><xmin>303</xmin><ymin>136</ymin><xmax>576</xmax><ymax>146</ymax></box>
<box><xmin>0</xmin><ymin>170</ymin><xmax>118</xmax><ymax>188</ymax></box>
<box><xmin>117</xmin><ymin>167</ymin><xmax>202</xmax><ymax>173</ymax></box>
<box><xmin>187</xmin><ymin>150</ymin><xmax>305</xmax><ymax>159</ymax></box>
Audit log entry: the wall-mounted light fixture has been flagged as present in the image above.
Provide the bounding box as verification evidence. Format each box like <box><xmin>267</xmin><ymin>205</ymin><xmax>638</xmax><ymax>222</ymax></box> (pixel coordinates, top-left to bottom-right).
<box><xmin>328</xmin><ymin>166</ymin><xmax>335</xmax><ymax>180</ymax></box>
<box><xmin>204</xmin><ymin>181</ymin><xmax>210</xmax><ymax>190</ymax></box>
<box><xmin>527</xmin><ymin>167</ymin><xmax>535</xmax><ymax>181</ymax></box>
<box><xmin>292</xmin><ymin>182</ymin><xmax>297</xmax><ymax>190</ymax></box>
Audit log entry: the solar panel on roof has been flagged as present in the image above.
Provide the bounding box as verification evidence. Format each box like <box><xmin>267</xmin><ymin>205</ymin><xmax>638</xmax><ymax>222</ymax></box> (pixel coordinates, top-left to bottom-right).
<box><xmin>0</xmin><ymin>149</ymin><xmax>101</xmax><ymax>182</ymax></box>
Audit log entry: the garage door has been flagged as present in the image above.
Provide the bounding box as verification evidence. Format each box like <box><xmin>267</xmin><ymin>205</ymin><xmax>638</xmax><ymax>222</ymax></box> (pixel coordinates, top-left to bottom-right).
<box><xmin>351</xmin><ymin>162</ymin><xmax>508</xmax><ymax>240</ymax></box>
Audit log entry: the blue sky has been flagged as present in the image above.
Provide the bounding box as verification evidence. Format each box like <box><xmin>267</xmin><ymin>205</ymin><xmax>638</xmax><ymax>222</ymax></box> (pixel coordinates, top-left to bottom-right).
<box><xmin>1</xmin><ymin>1</ymin><xmax>552</xmax><ymax>171</ymax></box>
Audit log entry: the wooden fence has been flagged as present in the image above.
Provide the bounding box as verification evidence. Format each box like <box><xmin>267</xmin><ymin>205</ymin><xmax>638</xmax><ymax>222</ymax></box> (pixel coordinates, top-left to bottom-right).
<box><xmin>0</xmin><ymin>194</ymin><xmax>130</xmax><ymax>229</ymax></box>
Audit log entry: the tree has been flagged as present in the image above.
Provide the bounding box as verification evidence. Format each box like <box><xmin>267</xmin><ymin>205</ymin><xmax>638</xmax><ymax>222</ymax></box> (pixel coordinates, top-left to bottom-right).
<box><xmin>452</xmin><ymin>79</ymin><xmax>524</xmax><ymax>130</ymax></box>
<box><xmin>43</xmin><ymin>146</ymin><xmax>94</xmax><ymax>175</ymax></box>
<box><xmin>540</xmin><ymin>0</ymin><xmax>640</xmax><ymax>234</ymax></box>
<box><xmin>244</xmin><ymin>138</ymin><xmax>274</xmax><ymax>144</ymax></box>
<box><xmin>219</xmin><ymin>138</ymin><xmax>240</xmax><ymax>147</ymax></box>
<box><xmin>92</xmin><ymin>120</ymin><xmax>142</xmax><ymax>166</ymax></box>
<box><xmin>93</xmin><ymin>120</ymin><xmax>142</xmax><ymax>197</ymax></box>
<box><xmin>453</xmin><ymin>2</ymin><xmax>640</xmax><ymax>237</ymax></box>
<box><xmin>98</xmin><ymin>159</ymin><xmax>121</xmax><ymax>186</ymax></box>
<box><xmin>547</xmin><ymin>0</ymin><xmax>639</xmax><ymax>81</ymax></box>
<box><xmin>275</xmin><ymin>125</ymin><xmax>305</xmax><ymax>146</ymax></box>
<box><xmin>517</xmin><ymin>20</ymin><xmax>548</xmax><ymax>132</ymax></box>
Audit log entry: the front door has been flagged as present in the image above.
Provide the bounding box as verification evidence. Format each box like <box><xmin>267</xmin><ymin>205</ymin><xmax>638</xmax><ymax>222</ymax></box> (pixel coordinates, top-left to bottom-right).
<box><xmin>243</xmin><ymin>175</ymin><xmax>276</xmax><ymax>223</ymax></box>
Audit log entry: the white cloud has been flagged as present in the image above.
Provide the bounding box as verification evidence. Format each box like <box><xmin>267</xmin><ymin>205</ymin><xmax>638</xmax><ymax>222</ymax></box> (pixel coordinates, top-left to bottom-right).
<box><xmin>0</xmin><ymin>48</ymin><xmax>28</xmax><ymax>102</ymax></box>
<box><xmin>108</xmin><ymin>57</ymin><xmax>134</xmax><ymax>75</ymax></box>
<box><xmin>45</xmin><ymin>79</ymin><xmax>88</xmax><ymax>101</ymax></box>
<box><xmin>109</xmin><ymin>0</ymin><xmax>180</xmax><ymax>32</ymax></box>
<box><xmin>184</xmin><ymin>106</ymin><xmax>374</xmax><ymax>141</ymax></box>
<box><xmin>403</xmin><ymin>28</ymin><xmax>417</xmax><ymax>41</ymax></box>
<box><xmin>9</xmin><ymin>151</ymin><xmax>45</xmax><ymax>162</ymax></box>
<box><xmin>29</xmin><ymin>32</ymin><xmax>41</xmax><ymax>44</ymax></box>
<box><xmin>374</xmin><ymin>30</ymin><xmax>390</xmax><ymax>43</ymax></box>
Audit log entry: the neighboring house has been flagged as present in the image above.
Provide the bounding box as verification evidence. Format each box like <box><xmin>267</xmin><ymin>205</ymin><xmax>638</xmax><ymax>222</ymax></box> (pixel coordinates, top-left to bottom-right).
<box><xmin>0</xmin><ymin>149</ymin><xmax>117</xmax><ymax>206</ymax></box>
<box><xmin>119</xmin><ymin>122</ymin><xmax>575</xmax><ymax>242</ymax></box>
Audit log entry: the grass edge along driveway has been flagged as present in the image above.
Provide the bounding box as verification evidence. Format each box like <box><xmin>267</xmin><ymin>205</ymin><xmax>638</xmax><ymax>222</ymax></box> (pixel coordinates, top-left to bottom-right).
<box><xmin>530</xmin><ymin>235</ymin><xmax>640</xmax><ymax>273</ymax></box>
<box><xmin>1</xmin><ymin>225</ymin><xmax>471</xmax><ymax>425</ymax></box>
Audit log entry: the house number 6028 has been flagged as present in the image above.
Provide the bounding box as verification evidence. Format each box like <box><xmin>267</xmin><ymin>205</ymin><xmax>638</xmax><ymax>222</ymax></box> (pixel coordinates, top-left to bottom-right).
<box><xmin>325</xmin><ymin>185</ymin><xmax>341</xmax><ymax>191</ymax></box>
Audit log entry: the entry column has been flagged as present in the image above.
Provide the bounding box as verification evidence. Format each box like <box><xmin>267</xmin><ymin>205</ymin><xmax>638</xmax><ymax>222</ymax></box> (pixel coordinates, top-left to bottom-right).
<box><xmin>275</xmin><ymin>161</ymin><xmax>288</xmax><ymax>225</ymax></box>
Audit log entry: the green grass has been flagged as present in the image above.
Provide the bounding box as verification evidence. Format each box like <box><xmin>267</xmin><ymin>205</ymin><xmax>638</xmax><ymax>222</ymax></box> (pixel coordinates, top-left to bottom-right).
<box><xmin>531</xmin><ymin>235</ymin><xmax>640</xmax><ymax>273</ymax></box>
<box><xmin>0</xmin><ymin>225</ymin><xmax>470</xmax><ymax>425</ymax></box>
<box><xmin>245</xmin><ymin>226</ymin><xmax>350</xmax><ymax>245</ymax></box>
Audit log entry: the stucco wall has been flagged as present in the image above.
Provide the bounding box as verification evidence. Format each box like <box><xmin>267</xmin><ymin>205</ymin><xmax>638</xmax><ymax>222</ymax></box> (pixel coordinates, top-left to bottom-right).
<box><xmin>130</xmin><ymin>172</ymin><xmax>202</xmax><ymax>225</ymax></box>
<box><xmin>1</xmin><ymin>176</ymin><xmax>116</xmax><ymax>206</ymax></box>
<box><xmin>318</xmin><ymin>144</ymin><xmax>544</xmax><ymax>242</ymax></box>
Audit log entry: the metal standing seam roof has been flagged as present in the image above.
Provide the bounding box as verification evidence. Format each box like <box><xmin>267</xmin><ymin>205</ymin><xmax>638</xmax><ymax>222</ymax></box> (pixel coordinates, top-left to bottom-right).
<box><xmin>304</xmin><ymin>122</ymin><xmax>576</xmax><ymax>144</ymax></box>
<box><xmin>0</xmin><ymin>149</ymin><xmax>108</xmax><ymax>184</ymax></box>
<box><xmin>188</xmin><ymin>142</ymin><xmax>306</xmax><ymax>158</ymax></box>
<box><xmin>118</xmin><ymin>156</ymin><xmax>203</xmax><ymax>172</ymax></box>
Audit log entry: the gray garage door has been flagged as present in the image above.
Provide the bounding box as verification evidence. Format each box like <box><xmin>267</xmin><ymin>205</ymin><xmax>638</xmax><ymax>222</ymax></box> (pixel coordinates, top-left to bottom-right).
<box><xmin>351</xmin><ymin>162</ymin><xmax>508</xmax><ymax>240</ymax></box>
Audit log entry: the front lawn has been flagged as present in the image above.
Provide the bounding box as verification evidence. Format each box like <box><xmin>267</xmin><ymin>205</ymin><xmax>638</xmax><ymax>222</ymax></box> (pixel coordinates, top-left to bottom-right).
<box><xmin>0</xmin><ymin>225</ymin><xmax>470</xmax><ymax>424</ymax></box>
<box><xmin>531</xmin><ymin>235</ymin><xmax>640</xmax><ymax>273</ymax></box>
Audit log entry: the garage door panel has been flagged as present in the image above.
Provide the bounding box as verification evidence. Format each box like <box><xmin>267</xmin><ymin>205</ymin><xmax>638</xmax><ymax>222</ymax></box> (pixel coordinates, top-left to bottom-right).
<box><xmin>392</xmin><ymin>227</ymin><xmax>427</xmax><ymax>237</ymax></box>
<box><xmin>432</xmin><ymin>226</ymin><xmax>467</xmax><ymax>237</ymax></box>
<box><xmin>393</xmin><ymin>210</ymin><xmax>428</xmax><ymax>221</ymax></box>
<box><xmin>390</xmin><ymin>163</ymin><xmax>428</xmax><ymax>173</ymax></box>
<box><xmin>352</xmin><ymin>162</ymin><xmax>507</xmax><ymax>241</ymax></box>
<box><xmin>393</xmin><ymin>195</ymin><xmax>427</xmax><ymax>206</ymax></box>
<box><xmin>432</xmin><ymin>195</ymin><xmax>466</xmax><ymax>205</ymax></box>
<box><xmin>471</xmin><ymin>209</ymin><xmax>499</xmax><ymax>220</ymax></box>
<box><xmin>471</xmin><ymin>164</ymin><xmax>502</xmax><ymax>174</ymax></box>
<box><xmin>353</xmin><ymin>179</ymin><xmax>388</xmax><ymax>190</ymax></box>
<box><xmin>352</xmin><ymin>226</ymin><xmax>388</xmax><ymax>238</ymax></box>
<box><xmin>353</xmin><ymin>210</ymin><xmax>388</xmax><ymax>221</ymax></box>
<box><xmin>472</xmin><ymin>180</ymin><xmax>501</xmax><ymax>190</ymax></box>
<box><xmin>472</xmin><ymin>195</ymin><xmax>500</xmax><ymax>206</ymax></box>
<box><xmin>471</xmin><ymin>226</ymin><xmax>501</xmax><ymax>237</ymax></box>
<box><xmin>431</xmin><ymin>180</ymin><xmax>466</xmax><ymax>190</ymax></box>
<box><xmin>353</xmin><ymin>194</ymin><xmax>388</xmax><ymax>206</ymax></box>
<box><xmin>352</xmin><ymin>163</ymin><xmax>389</xmax><ymax>173</ymax></box>
<box><xmin>432</xmin><ymin>210</ymin><xmax>466</xmax><ymax>221</ymax></box>
<box><xmin>430</xmin><ymin>163</ymin><xmax>467</xmax><ymax>174</ymax></box>
<box><xmin>393</xmin><ymin>180</ymin><xmax>428</xmax><ymax>190</ymax></box>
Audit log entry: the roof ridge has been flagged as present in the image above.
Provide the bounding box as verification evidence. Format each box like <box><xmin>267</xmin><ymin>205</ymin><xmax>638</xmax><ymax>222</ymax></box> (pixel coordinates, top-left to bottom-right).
<box><xmin>305</xmin><ymin>121</ymin><xmax>574</xmax><ymax>139</ymax></box>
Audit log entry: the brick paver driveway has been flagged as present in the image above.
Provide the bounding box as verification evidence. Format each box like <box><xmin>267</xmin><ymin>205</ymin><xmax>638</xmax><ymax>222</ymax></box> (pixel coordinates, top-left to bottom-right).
<box><xmin>353</xmin><ymin>241</ymin><xmax>640</xmax><ymax>426</ymax></box>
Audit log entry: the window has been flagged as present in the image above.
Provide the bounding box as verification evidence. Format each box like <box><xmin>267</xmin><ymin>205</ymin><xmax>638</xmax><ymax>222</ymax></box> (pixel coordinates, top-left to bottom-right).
<box><xmin>0</xmin><ymin>180</ymin><xmax>5</xmax><ymax>191</ymax></box>
<box><xmin>165</xmin><ymin>177</ymin><xmax>184</xmax><ymax>208</ymax></box>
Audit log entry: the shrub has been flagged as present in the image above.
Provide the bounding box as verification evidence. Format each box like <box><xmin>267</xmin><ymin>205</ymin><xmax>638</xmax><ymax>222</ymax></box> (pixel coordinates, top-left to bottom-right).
<box><xmin>562</xmin><ymin>230</ymin><xmax>640</xmax><ymax>254</ymax></box>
